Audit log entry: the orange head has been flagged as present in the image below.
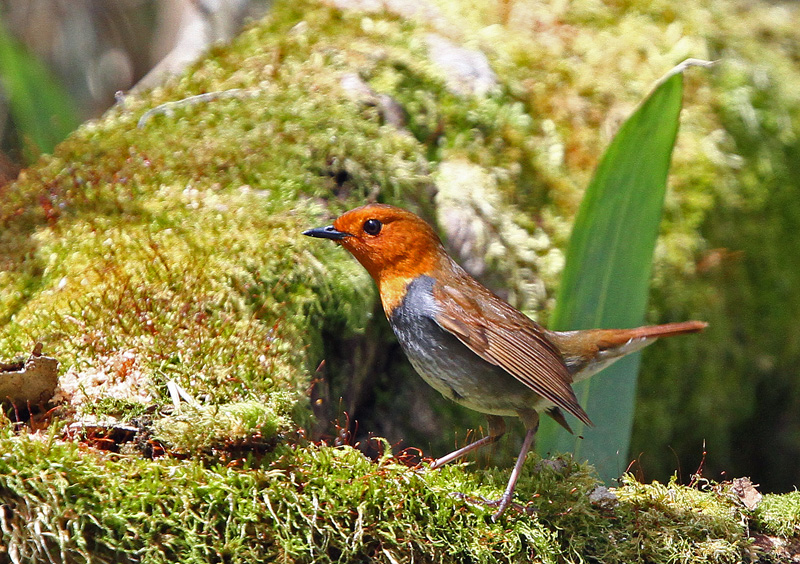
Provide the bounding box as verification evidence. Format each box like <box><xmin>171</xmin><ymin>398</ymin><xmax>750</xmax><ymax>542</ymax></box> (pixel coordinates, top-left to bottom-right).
<box><xmin>304</xmin><ymin>204</ymin><xmax>448</xmax><ymax>313</ymax></box>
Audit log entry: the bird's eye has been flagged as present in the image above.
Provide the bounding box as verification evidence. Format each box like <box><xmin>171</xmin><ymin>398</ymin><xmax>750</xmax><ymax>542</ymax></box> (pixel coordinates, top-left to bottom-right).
<box><xmin>363</xmin><ymin>219</ymin><xmax>382</xmax><ymax>236</ymax></box>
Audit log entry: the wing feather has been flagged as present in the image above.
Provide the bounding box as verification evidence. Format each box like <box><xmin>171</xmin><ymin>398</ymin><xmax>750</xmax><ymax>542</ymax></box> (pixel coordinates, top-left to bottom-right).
<box><xmin>433</xmin><ymin>276</ymin><xmax>592</xmax><ymax>426</ymax></box>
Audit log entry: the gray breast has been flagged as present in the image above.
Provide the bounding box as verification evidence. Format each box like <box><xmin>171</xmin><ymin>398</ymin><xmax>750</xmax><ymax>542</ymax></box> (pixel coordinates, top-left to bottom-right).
<box><xmin>388</xmin><ymin>276</ymin><xmax>548</xmax><ymax>417</ymax></box>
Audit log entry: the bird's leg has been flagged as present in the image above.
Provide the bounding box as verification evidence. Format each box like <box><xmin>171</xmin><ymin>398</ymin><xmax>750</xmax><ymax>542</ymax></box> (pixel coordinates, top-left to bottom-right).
<box><xmin>429</xmin><ymin>415</ymin><xmax>505</xmax><ymax>470</ymax></box>
<box><xmin>489</xmin><ymin>410</ymin><xmax>539</xmax><ymax>520</ymax></box>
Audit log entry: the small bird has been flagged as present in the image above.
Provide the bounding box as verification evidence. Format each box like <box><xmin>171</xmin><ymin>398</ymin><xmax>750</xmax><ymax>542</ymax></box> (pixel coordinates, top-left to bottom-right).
<box><xmin>304</xmin><ymin>203</ymin><xmax>706</xmax><ymax>519</ymax></box>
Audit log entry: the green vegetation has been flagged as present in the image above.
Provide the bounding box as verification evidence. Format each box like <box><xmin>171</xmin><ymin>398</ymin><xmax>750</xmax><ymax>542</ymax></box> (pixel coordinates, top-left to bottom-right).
<box><xmin>538</xmin><ymin>67</ymin><xmax>688</xmax><ymax>478</ymax></box>
<box><xmin>0</xmin><ymin>20</ymin><xmax>80</xmax><ymax>160</ymax></box>
<box><xmin>0</xmin><ymin>421</ymin><xmax>768</xmax><ymax>563</ymax></box>
<box><xmin>754</xmin><ymin>491</ymin><xmax>800</xmax><ymax>538</ymax></box>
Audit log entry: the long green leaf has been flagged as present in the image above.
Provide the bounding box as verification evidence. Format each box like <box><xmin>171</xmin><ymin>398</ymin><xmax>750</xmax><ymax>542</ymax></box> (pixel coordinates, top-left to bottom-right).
<box><xmin>536</xmin><ymin>61</ymin><xmax>710</xmax><ymax>482</ymax></box>
<box><xmin>0</xmin><ymin>20</ymin><xmax>80</xmax><ymax>161</ymax></box>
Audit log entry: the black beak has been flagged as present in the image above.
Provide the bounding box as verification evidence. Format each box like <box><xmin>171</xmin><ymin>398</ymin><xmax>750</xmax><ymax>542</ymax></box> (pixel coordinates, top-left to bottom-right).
<box><xmin>303</xmin><ymin>225</ymin><xmax>351</xmax><ymax>240</ymax></box>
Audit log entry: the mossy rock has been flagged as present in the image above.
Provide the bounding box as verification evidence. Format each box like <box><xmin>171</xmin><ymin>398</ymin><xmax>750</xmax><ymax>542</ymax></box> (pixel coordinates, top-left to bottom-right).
<box><xmin>3</xmin><ymin>423</ymin><xmax>795</xmax><ymax>563</ymax></box>
<box><xmin>1</xmin><ymin>0</ymin><xmax>799</xmax><ymax>561</ymax></box>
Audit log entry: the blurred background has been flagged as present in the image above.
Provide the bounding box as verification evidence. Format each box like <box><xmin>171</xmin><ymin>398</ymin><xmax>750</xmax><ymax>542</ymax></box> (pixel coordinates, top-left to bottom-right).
<box><xmin>1</xmin><ymin>0</ymin><xmax>798</xmax><ymax>493</ymax></box>
<box><xmin>0</xmin><ymin>0</ymin><xmax>270</xmax><ymax>168</ymax></box>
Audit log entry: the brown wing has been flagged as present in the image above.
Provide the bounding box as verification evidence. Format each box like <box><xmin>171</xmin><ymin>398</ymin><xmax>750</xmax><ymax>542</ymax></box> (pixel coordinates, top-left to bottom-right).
<box><xmin>433</xmin><ymin>274</ymin><xmax>592</xmax><ymax>426</ymax></box>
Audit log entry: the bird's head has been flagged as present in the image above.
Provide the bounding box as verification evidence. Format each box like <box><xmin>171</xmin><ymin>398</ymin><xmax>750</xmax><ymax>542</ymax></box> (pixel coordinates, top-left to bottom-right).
<box><xmin>304</xmin><ymin>204</ymin><xmax>447</xmax><ymax>311</ymax></box>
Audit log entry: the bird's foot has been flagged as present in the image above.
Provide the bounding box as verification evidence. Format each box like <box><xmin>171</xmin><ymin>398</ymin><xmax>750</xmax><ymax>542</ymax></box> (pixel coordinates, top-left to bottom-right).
<box><xmin>450</xmin><ymin>492</ymin><xmax>530</xmax><ymax>521</ymax></box>
<box><xmin>488</xmin><ymin>493</ymin><xmax>513</xmax><ymax>521</ymax></box>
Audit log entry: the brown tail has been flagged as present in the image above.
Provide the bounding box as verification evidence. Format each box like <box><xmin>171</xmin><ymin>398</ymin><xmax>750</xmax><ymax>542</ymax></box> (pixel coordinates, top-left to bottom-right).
<box><xmin>593</xmin><ymin>320</ymin><xmax>707</xmax><ymax>350</ymax></box>
<box><xmin>620</xmin><ymin>320</ymin><xmax>707</xmax><ymax>340</ymax></box>
<box><xmin>550</xmin><ymin>320</ymin><xmax>707</xmax><ymax>381</ymax></box>
<box><xmin>548</xmin><ymin>320</ymin><xmax>707</xmax><ymax>360</ymax></box>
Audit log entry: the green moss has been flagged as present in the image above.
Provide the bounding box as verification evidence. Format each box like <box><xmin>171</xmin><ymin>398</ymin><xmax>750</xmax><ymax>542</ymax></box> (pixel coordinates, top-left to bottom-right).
<box><xmin>754</xmin><ymin>492</ymin><xmax>800</xmax><ymax>538</ymax></box>
<box><xmin>0</xmin><ymin>419</ymin><xmax>280</xmax><ymax>563</ymax></box>
<box><xmin>0</xmin><ymin>420</ymin><xmax>761</xmax><ymax>564</ymax></box>
<box><xmin>82</xmin><ymin>397</ymin><xmax>150</xmax><ymax>421</ymax></box>
<box><xmin>0</xmin><ymin>0</ymin><xmax>427</xmax><ymax>443</ymax></box>
<box><xmin>262</xmin><ymin>444</ymin><xmax>558</xmax><ymax>563</ymax></box>
<box><xmin>613</xmin><ymin>476</ymin><xmax>745</xmax><ymax>563</ymax></box>
<box><xmin>153</xmin><ymin>398</ymin><xmax>291</xmax><ymax>455</ymax></box>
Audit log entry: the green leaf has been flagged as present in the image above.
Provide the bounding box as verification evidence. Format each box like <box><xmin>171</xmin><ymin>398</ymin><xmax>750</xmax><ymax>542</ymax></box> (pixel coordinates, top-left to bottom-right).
<box><xmin>0</xmin><ymin>20</ymin><xmax>80</xmax><ymax>161</ymax></box>
<box><xmin>536</xmin><ymin>61</ymin><xmax>711</xmax><ymax>482</ymax></box>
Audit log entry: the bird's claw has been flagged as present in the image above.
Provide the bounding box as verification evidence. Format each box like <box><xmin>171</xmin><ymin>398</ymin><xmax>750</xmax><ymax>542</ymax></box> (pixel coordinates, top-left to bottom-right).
<box><xmin>449</xmin><ymin>491</ymin><xmax>529</xmax><ymax>520</ymax></box>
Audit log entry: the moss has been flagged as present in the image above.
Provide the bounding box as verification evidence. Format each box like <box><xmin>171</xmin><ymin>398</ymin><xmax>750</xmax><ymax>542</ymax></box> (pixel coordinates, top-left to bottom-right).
<box><xmin>0</xmin><ymin>419</ymin><xmax>281</xmax><ymax>563</ymax></box>
<box><xmin>0</xmin><ymin>419</ymin><xmax>773</xmax><ymax>563</ymax></box>
<box><xmin>1</xmin><ymin>0</ymin><xmax>425</xmax><ymax>433</ymax></box>
<box><xmin>152</xmin><ymin>398</ymin><xmax>292</xmax><ymax>456</ymax></box>
<box><xmin>754</xmin><ymin>492</ymin><xmax>800</xmax><ymax>538</ymax></box>
<box><xmin>82</xmin><ymin>397</ymin><xmax>150</xmax><ymax>421</ymax></box>
<box><xmin>261</xmin><ymin>444</ymin><xmax>561</xmax><ymax>563</ymax></box>
<box><xmin>613</xmin><ymin>476</ymin><xmax>745</xmax><ymax>563</ymax></box>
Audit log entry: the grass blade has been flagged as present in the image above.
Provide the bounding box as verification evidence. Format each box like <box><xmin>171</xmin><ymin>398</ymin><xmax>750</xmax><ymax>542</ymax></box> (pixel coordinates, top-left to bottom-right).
<box><xmin>536</xmin><ymin>62</ymin><xmax>710</xmax><ymax>482</ymax></box>
<box><xmin>0</xmin><ymin>20</ymin><xmax>80</xmax><ymax>161</ymax></box>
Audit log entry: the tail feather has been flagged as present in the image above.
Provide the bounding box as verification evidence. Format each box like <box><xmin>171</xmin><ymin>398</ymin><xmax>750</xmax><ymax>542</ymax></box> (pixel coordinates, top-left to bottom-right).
<box><xmin>548</xmin><ymin>320</ymin><xmax>707</xmax><ymax>382</ymax></box>
<box><xmin>594</xmin><ymin>320</ymin><xmax>708</xmax><ymax>350</ymax></box>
